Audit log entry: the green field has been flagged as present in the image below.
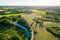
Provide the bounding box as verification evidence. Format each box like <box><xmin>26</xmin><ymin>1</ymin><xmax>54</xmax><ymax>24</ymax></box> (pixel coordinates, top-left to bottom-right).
<box><xmin>47</xmin><ymin>27</ymin><xmax>60</xmax><ymax>38</ymax></box>
<box><xmin>0</xmin><ymin>13</ymin><xmax>23</xmax><ymax>18</ymax></box>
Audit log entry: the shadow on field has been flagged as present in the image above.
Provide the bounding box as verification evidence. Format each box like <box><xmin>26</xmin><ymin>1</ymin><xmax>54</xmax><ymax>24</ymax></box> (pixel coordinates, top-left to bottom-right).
<box><xmin>47</xmin><ymin>27</ymin><xmax>60</xmax><ymax>39</ymax></box>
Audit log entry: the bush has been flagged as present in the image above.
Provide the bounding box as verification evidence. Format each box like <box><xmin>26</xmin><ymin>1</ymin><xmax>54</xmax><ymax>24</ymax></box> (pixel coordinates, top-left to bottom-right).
<box><xmin>0</xmin><ymin>34</ymin><xmax>5</xmax><ymax>40</ymax></box>
<box><xmin>17</xmin><ymin>18</ymin><xmax>30</xmax><ymax>30</ymax></box>
<box><xmin>11</xmin><ymin>36</ymin><xmax>19</xmax><ymax>40</ymax></box>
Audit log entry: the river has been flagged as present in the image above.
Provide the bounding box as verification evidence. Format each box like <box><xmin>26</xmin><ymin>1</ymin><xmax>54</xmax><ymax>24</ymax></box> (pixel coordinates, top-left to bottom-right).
<box><xmin>13</xmin><ymin>21</ymin><xmax>30</xmax><ymax>40</ymax></box>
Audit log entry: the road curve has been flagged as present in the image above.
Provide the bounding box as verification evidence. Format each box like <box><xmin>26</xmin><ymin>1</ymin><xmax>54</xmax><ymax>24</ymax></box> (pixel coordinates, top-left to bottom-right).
<box><xmin>31</xmin><ymin>27</ymin><xmax>34</xmax><ymax>40</ymax></box>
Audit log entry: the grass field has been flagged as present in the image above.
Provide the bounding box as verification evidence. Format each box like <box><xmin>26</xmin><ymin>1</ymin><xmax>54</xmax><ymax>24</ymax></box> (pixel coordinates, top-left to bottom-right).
<box><xmin>0</xmin><ymin>13</ymin><xmax>23</xmax><ymax>18</ymax></box>
<box><xmin>47</xmin><ymin>27</ymin><xmax>60</xmax><ymax>39</ymax></box>
<box><xmin>23</xmin><ymin>12</ymin><xmax>59</xmax><ymax>40</ymax></box>
<box><xmin>31</xmin><ymin>9</ymin><xmax>46</xmax><ymax>16</ymax></box>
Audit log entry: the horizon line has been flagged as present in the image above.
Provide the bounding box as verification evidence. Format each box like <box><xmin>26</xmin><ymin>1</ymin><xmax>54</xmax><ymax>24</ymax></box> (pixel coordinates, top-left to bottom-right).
<box><xmin>0</xmin><ymin>5</ymin><xmax>60</xmax><ymax>6</ymax></box>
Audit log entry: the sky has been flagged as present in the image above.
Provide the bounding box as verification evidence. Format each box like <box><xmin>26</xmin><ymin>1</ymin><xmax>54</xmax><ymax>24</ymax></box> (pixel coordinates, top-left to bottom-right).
<box><xmin>0</xmin><ymin>0</ymin><xmax>60</xmax><ymax>6</ymax></box>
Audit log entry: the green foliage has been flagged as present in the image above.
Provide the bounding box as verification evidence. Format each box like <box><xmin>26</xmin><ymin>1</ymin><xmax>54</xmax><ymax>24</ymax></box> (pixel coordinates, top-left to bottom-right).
<box><xmin>47</xmin><ymin>27</ymin><xmax>60</xmax><ymax>38</ymax></box>
<box><xmin>0</xmin><ymin>33</ymin><xmax>5</xmax><ymax>40</ymax></box>
<box><xmin>46</xmin><ymin>10</ymin><xmax>60</xmax><ymax>22</ymax></box>
<box><xmin>0</xmin><ymin>16</ymin><xmax>29</xmax><ymax>40</ymax></box>
<box><xmin>18</xmin><ymin>18</ymin><xmax>31</xmax><ymax>30</ymax></box>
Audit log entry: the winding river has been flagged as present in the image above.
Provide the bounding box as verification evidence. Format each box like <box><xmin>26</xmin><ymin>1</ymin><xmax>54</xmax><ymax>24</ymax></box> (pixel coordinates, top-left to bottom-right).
<box><xmin>13</xmin><ymin>21</ymin><xmax>30</xmax><ymax>39</ymax></box>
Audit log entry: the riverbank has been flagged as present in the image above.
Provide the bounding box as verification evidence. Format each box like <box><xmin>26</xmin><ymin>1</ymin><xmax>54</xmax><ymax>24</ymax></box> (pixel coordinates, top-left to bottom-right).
<box><xmin>13</xmin><ymin>21</ymin><xmax>30</xmax><ymax>40</ymax></box>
